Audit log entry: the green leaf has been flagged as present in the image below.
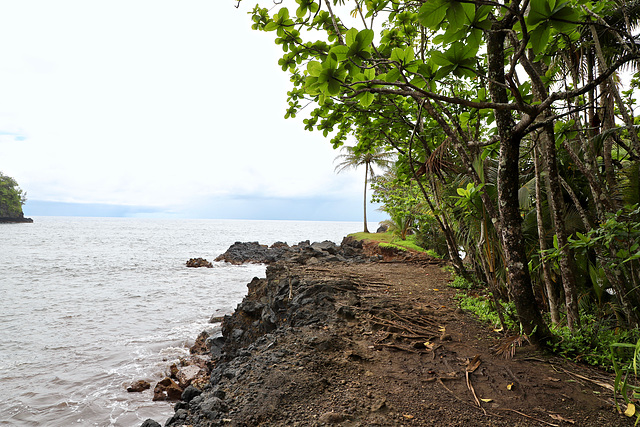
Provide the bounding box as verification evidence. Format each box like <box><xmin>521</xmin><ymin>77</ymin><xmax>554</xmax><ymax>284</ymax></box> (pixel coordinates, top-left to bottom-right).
<box><xmin>307</xmin><ymin>61</ymin><xmax>323</xmax><ymax>77</ymax></box>
<box><xmin>529</xmin><ymin>24</ymin><xmax>551</xmax><ymax>54</ymax></box>
<box><xmin>431</xmin><ymin>50</ymin><xmax>452</xmax><ymax>66</ymax></box>
<box><xmin>358</xmin><ymin>91</ymin><xmax>375</xmax><ymax>107</ymax></box>
<box><xmin>385</xmin><ymin>68</ymin><xmax>402</xmax><ymax>83</ymax></box>
<box><xmin>549</xmin><ymin>5</ymin><xmax>579</xmax><ymax>32</ymax></box>
<box><xmin>528</xmin><ymin>0</ymin><xmax>552</xmax><ymax>28</ymax></box>
<box><xmin>345</xmin><ymin>28</ymin><xmax>358</xmax><ymax>47</ymax></box>
<box><xmin>446</xmin><ymin>1</ymin><xmax>473</xmax><ymax>32</ymax></box>
<box><xmin>418</xmin><ymin>0</ymin><xmax>448</xmax><ymax>29</ymax></box>
<box><xmin>363</xmin><ymin>67</ymin><xmax>375</xmax><ymax>80</ymax></box>
<box><xmin>329</xmin><ymin>45</ymin><xmax>349</xmax><ymax>62</ymax></box>
<box><xmin>356</xmin><ymin>29</ymin><xmax>375</xmax><ymax>48</ymax></box>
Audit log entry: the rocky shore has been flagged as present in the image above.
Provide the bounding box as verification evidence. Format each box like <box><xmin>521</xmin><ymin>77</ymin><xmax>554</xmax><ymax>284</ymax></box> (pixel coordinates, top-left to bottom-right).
<box><xmin>0</xmin><ymin>215</ymin><xmax>33</xmax><ymax>223</ymax></box>
<box><xmin>141</xmin><ymin>237</ymin><xmax>631</xmax><ymax>427</ymax></box>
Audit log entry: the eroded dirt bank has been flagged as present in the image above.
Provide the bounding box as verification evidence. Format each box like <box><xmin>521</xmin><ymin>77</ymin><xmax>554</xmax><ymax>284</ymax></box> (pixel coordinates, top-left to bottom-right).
<box><xmin>149</xmin><ymin>240</ymin><xmax>631</xmax><ymax>427</ymax></box>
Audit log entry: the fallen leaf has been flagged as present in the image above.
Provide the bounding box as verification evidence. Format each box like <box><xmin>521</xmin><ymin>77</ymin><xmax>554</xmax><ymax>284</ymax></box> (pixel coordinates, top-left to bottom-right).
<box><xmin>507</xmin><ymin>382</ymin><xmax>514</xmax><ymax>390</ymax></box>
<box><xmin>625</xmin><ymin>403</ymin><xmax>636</xmax><ymax>417</ymax></box>
<box><xmin>480</xmin><ymin>398</ymin><xmax>493</xmax><ymax>403</ymax></box>
<box><xmin>403</xmin><ymin>414</ymin><xmax>414</xmax><ymax>419</ymax></box>
<box><xmin>549</xmin><ymin>413</ymin><xmax>575</xmax><ymax>424</ymax></box>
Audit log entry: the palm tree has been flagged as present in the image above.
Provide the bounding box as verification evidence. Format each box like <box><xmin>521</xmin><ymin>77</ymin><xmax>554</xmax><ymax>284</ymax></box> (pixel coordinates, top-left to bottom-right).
<box><xmin>334</xmin><ymin>145</ymin><xmax>394</xmax><ymax>233</ymax></box>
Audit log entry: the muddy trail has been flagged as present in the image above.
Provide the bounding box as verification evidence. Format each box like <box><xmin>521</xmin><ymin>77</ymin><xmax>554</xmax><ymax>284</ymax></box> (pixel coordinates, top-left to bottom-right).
<box><xmin>152</xmin><ymin>240</ymin><xmax>632</xmax><ymax>427</ymax></box>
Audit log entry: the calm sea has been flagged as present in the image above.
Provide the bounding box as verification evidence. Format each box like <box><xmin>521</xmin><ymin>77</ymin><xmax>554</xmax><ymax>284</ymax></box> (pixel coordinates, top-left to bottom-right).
<box><xmin>0</xmin><ymin>217</ymin><xmax>364</xmax><ymax>426</ymax></box>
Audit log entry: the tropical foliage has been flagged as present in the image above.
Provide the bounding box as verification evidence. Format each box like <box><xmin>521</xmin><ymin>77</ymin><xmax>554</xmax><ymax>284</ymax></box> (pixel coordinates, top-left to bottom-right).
<box><xmin>245</xmin><ymin>0</ymin><xmax>640</xmax><ymax>347</ymax></box>
<box><xmin>0</xmin><ymin>172</ymin><xmax>27</xmax><ymax>218</ymax></box>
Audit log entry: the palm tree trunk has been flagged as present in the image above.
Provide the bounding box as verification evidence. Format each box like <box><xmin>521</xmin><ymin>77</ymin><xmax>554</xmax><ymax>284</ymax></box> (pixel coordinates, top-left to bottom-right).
<box><xmin>363</xmin><ymin>162</ymin><xmax>370</xmax><ymax>233</ymax></box>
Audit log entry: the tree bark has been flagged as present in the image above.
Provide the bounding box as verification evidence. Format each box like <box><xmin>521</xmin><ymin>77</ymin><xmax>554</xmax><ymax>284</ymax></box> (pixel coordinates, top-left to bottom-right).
<box><xmin>534</xmin><ymin>145</ymin><xmax>560</xmax><ymax>325</ymax></box>
<box><xmin>487</xmin><ymin>26</ymin><xmax>551</xmax><ymax>345</ymax></box>
<box><xmin>363</xmin><ymin>163</ymin><xmax>370</xmax><ymax>233</ymax></box>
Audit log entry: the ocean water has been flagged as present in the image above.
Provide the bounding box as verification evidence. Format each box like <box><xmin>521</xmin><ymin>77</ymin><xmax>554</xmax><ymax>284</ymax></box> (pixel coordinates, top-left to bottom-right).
<box><xmin>0</xmin><ymin>217</ymin><xmax>364</xmax><ymax>426</ymax></box>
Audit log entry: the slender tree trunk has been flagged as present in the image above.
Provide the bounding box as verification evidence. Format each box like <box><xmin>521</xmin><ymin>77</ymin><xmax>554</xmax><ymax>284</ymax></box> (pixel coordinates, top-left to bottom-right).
<box><xmin>539</xmin><ymin>124</ymin><xmax>581</xmax><ymax>329</ymax></box>
<box><xmin>363</xmin><ymin>163</ymin><xmax>370</xmax><ymax>233</ymax></box>
<box><xmin>487</xmin><ymin>26</ymin><xmax>551</xmax><ymax>345</ymax></box>
<box><xmin>525</xmin><ymin>54</ymin><xmax>581</xmax><ymax>329</ymax></box>
<box><xmin>534</xmin><ymin>145</ymin><xmax>560</xmax><ymax>325</ymax></box>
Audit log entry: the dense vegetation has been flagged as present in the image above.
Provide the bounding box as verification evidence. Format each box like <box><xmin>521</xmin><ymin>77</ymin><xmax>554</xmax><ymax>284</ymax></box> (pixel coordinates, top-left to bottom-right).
<box><xmin>246</xmin><ymin>0</ymin><xmax>640</xmax><ymax>340</ymax></box>
<box><xmin>0</xmin><ymin>172</ymin><xmax>27</xmax><ymax>218</ymax></box>
<box><xmin>245</xmin><ymin>0</ymin><xmax>640</xmax><ymax>402</ymax></box>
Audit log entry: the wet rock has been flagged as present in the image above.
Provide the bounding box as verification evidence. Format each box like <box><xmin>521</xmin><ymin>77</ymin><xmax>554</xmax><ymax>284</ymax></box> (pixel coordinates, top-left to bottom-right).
<box><xmin>209</xmin><ymin>315</ymin><xmax>225</xmax><ymax>323</ymax></box>
<box><xmin>169</xmin><ymin>363</ymin><xmax>179</xmax><ymax>379</ymax></box>
<box><xmin>153</xmin><ymin>377</ymin><xmax>183</xmax><ymax>401</ymax></box>
<box><xmin>215</xmin><ymin>241</ymin><xmax>284</xmax><ymax>264</ymax></box>
<box><xmin>186</xmin><ymin>257</ymin><xmax>213</xmax><ymax>268</ymax></box>
<box><xmin>181</xmin><ymin>385</ymin><xmax>202</xmax><ymax>403</ymax></box>
<box><xmin>176</xmin><ymin>365</ymin><xmax>203</xmax><ymax>388</ymax></box>
<box><xmin>126</xmin><ymin>379</ymin><xmax>151</xmax><ymax>393</ymax></box>
<box><xmin>190</xmin><ymin>330</ymin><xmax>210</xmax><ymax>355</ymax></box>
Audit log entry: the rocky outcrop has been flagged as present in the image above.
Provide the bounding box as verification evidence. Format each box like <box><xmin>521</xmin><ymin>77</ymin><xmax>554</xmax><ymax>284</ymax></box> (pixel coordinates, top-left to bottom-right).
<box><xmin>126</xmin><ymin>380</ymin><xmax>151</xmax><ymax>393</ymax></box>
<box><xmin>0</xmin><ymin>213</ymin><xmax>33</xmax><ymax>223</ymax></box>
<box><xmin>214</xmin><ymin>237</ymin><xmax>376</xmax><ymax>266</ymax></box>
<box><xmin>142</xmin><ymin>236</ymin><xmax>455</xmax><ymax>427</ymax></box>
<box><xmin>186</xmin><ymin>258</ymin><xmax>213</xmax><ymax>268</ymax></box>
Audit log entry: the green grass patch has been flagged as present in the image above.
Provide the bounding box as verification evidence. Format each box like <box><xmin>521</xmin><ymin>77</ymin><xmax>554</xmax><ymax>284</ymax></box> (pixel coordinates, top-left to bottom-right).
<box><xmin>379</xmin><ymin>242</ymin><xmax>408</xmax><ymax>251</ymax></box>
<box><xmin>456</xmin><ymin>292</ymin><xmax>518</xmax><ymax>331</ymax></box>
<box><xmin>348</xmin><ymin>231</ymin><xmax>428</xmax><ymax>253</ymax></box>
<box><xmin>448</xmin><ymin>275</ymin><xmax>475</xmax><ymax>290</ymax></box>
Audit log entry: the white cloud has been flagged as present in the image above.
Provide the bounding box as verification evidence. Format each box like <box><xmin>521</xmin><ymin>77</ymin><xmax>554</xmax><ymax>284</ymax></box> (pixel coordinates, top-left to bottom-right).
<box><xmin>0</xmin><ymin>1</ymin><xmax>371</xmax><ymax>219</ymax></box>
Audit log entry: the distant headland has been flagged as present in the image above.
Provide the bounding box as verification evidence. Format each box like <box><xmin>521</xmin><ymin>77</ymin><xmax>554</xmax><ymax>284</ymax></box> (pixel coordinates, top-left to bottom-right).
<box><xmin>0</xmin><ymin>172</ymin><xmax>32</xmax><ymax>223</ymax></box>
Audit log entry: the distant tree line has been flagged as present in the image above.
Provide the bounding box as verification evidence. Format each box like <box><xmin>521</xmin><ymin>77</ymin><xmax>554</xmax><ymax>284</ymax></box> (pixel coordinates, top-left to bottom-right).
<box><xmin>0</xmin><ymin>172</ymin><xmax>27</xmax><ymax>218</ymax></box>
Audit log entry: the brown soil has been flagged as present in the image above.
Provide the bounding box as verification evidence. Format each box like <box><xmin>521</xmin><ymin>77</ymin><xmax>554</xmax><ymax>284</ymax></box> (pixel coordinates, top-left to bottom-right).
<box><xmin>261</xmin><ymin>262</ymin><xmax>626</xmax><ymax>426</ymax></box>
<box><xmin>166</xmin><ymin>246</ymin><xmax>633</xmax><ymax>426</ymax></box>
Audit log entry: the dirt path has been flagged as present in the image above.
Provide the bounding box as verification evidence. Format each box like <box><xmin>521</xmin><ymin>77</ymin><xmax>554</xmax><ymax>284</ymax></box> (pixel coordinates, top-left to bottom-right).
<box><xmin>163</xmin><ymin>255</ymin><xmax>632</xmax><ymax>427</ymax></box>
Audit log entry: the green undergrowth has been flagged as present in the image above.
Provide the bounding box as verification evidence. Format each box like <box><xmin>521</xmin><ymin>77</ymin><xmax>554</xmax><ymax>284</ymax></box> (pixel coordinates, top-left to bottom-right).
<box><xmin>455</xmin><ymin>291</ymin><xmax>519</xmax><ymax>331</ymax></box>
<box><xmin>349</xmin><ymin>231</ymin><xmax>427</xmax><ymax>253</ymax></box>
<box><xmin>452</xmin><ymin>273</ymin><xmax>640</xmax><ymax>373</ymax></box>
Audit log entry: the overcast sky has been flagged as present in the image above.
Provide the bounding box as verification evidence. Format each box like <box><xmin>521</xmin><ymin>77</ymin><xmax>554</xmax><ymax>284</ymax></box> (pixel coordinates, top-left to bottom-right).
<box><xmin>0</xmin><ymin>1</ymin><xmax>386</xmax><ymax>222</ymax></box>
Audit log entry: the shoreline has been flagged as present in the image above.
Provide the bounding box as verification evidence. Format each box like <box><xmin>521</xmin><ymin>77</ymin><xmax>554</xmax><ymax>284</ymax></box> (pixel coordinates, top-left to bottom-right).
<box><xmin>141</xmin><ymin>238</ymin><xmax>631</xmax><ymax>427</ymax></box>
<box><xmin>0</xmin><ymin>216</ymin><xmax>33</xmax><ymax>223</ymax></box>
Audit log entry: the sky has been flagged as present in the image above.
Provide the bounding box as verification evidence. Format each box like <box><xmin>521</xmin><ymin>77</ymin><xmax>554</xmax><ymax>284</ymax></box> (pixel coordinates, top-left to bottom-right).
<box><xmin>0</xmin><ymin>1</ymin><xmax>386</xmax><ymax>222</ymax></box>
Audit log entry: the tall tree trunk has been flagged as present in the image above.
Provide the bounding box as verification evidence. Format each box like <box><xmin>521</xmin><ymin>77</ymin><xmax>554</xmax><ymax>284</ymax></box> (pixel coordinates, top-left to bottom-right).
<box><xmin>487</xmin><ymin>26</ymin><xmax>551</xmax><ymax>345</ymax></box>
<box><xmin>363</xmin><ymin>163</ymin><xmax>370</xmax><ymax>233</ymax></box>
<box><xmin>534</xmin><ymin>145</ymin><xmax>560</xmax><ymax>325</ymax></box>
<box><xmin>539</xmin><ymin>123</ymin><xmax>581</xmax><ymax>329</ymax></box>
<box><xmin>525</xmin><ymin>53</ymin><xmax>581</xmax><ymax>329</ymax></box>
